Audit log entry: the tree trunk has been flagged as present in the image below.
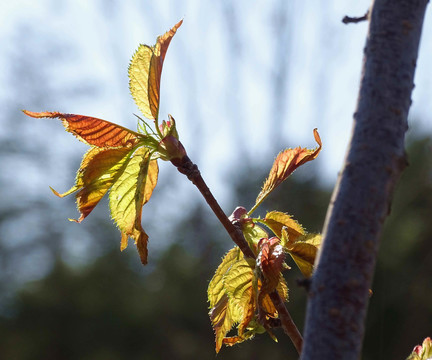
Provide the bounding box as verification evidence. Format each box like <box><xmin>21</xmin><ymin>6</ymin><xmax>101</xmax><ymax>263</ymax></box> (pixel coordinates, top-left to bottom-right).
<box><xmin>301</xmin><ymin>1</ymin><xmax>429</xmax><ymax>359</ymax></box>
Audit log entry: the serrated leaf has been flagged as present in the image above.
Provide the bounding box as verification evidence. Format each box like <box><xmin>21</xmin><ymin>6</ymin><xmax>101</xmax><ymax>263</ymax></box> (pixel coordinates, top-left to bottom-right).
<box><xmin>208</xmin><ymin>247</ymin><xmax>244</xmax><ymax>353</ymax></box>
<box><xmin>251</xmin><ymin>129</ymin><xmax>322</xmax><ymax>213</ymax></box>
<box><xmin>109</xmin><ymin>147</ymin><xmax>158</xmax><ymax>264</ymax></box>
<box><xmin>407</xmin><ymin>337</ymin><xmax>432</xmax><ymax>360</ymax></box>
<box><xmin>257</xmin><ymin>237</ymin><xmax>286</xmax><ymax>292</ymax></box>
<box><xmin>223</xmin><ymin>258</ymin><xmax>255</xmax><ymax>310</ymax></box>
<box><xmin>209</xmin><ymin>294</ymin><xmax>237</xmax><ymax>353</ymax></box>
<box><xmin>242</xmin><ymin>222</ymin><xmax>268</xmax><ymax>252</ymax></box>
<box><xmin>129</xmin><ymin>20</ymin><xmax>182</xmax><ymax>121</ymax></box>
<box><xmin>223</xmin><ymin>255</ymin><xmax>256</xmax><ymax>334</ymax></box>
<box><xmin>222</xmin><ymin>319</ymin><xmax>266</xmax><ymax>348</ymax></box>
<box><xmin>23</xmin><ymin>21</ymin><xmax>186</xmax><ymax>266</ymax></box>
<box><xmin>286</xmin><ymin>233</ymin><xmax>322</xmax><ymax>277</ymax></box>
<box><xmin>23</xmin><ymin>111</ymin><xmax>141</xmax><ymax>148</ymax></box>
<box><xmin>51</xmin><ymin>147</ymin><xmax>133</xmax><ymax>222</ymax></box>
<box><xmin>208</xmin><ymin>247</ymin><xmax>243</xmax><ymax>307</ymax></box>
<box><xmin>260</xmin><ymin>211</ymin><xmax>305</xmax><ymax>243</ymax></box>
<box><xmin>208</xmin><ymin>245</ymin><xmax>290</xmax><ymax>352</ymax></box>
<box><xmin>259</xmin><ymin>276</ymin><xmax>289</xmax><ymax>317</ymax></box>
<box><xmin>208</xmin><ymin>247</ymin><xmax>257</xmax><ymax>352</ymax></box>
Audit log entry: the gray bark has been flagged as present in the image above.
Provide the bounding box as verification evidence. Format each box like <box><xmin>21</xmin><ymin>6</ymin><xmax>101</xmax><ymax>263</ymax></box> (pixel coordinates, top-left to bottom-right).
<box><xmin>301</xmin><ymin>1</ymin><xmax>429</xmax><ymax>359</ymax></box>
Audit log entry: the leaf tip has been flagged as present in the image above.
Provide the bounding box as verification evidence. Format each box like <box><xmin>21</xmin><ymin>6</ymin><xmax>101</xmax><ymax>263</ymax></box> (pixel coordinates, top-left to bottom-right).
<box><xmin>120</xmin><ymin>233</ymin><xmax>128</xmax><ymax>252</ymax></box>
<box><xmin>49</xmin><ymin>186</ymin><xmax>64</xmax><ymax>198</ymax></box>
<box><xmin>22</xmin><ymin>110</ymin><xmax>57</xmax><ymax>119</ymax></box>
<box><xmin>313</xmin><ymin>128</ymin><xmax>322</xmax><ymax>148</ymax></box>
<box><xmin>22</xmin><ymin>110</ymin><xmax>38</xmax><ymax>118</ymax></box>
<box><xmin>136</xmin><ymin>231</ymin><xmax>149</xmax><ymax>265</ymax></box>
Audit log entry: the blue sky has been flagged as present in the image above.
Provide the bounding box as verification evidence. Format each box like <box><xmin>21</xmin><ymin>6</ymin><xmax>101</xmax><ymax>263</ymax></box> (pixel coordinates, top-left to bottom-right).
<box><xmin>1</xmin><ymin>0</ymin><xmax>431</xmax><ymax>282</ymax></box>
<box><xmin>2</xmin><ymin>1</ymin><xmax>431</xmax><ymax>187</ymax></box>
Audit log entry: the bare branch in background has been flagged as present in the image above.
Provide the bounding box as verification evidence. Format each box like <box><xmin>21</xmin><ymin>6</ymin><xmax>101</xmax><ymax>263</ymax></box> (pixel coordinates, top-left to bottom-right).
<box><xmin>342</xmin><ymin>11</ymin><xmax>370</xmax><ymax>25</ymax></box>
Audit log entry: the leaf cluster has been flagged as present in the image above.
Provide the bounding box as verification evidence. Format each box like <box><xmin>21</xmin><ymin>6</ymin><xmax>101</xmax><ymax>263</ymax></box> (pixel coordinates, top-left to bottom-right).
<box><xmin>23</xmin><ymin>20</ymin><xmax>323</xmax><ymax>352</ymax></box>
<box><xmin>23</xmin><ymin>21</ymin><xmax>184</xmax><ymax>264</ymax></box>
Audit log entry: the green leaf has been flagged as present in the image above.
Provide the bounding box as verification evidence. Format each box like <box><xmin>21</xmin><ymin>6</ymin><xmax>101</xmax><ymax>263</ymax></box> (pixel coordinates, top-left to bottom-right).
<box><xmin>259</xmin><ymin>210</ymin><xmax>305</xmax><ymax>243</ymax></box>
<box><xmin>208</xmin><ymin>247</ymin><xmax>246</xmax><ymax>353</ymax></box>
<box><xmin>50</xmin><ymin>147</ymin><xmax>134</xmax><ymax>222</ymax></box>
<box><xmin>223</xmin><ymin>255</ymin><xmax>256</xmax><ymax>335</ymax></box>
<box><xmin>208</xmin><ymin>244</ymin><xmax>290</xmax><ymax>352</ymax></box>
<box><xmin>406</xmin><ymin>337</ymin><xmax>432</xmax><ymax>360</ymax></box>
<box><xmin>208</xmin><ymin>247</ymin><xmax>243</xmax><ymax>307</ymax></box>
<box><xmin>129</xmin><ymin>20</ymin><xmax>182</xmax><ymax>122</ymax></box>
<box><xmin>286</xmin><ymin>233</ymin><xmax>322</xmax><ymax>277</ymax></box>
<box><xmin>109</xmin><ymin>147</ymin><xmax>159</xmax><ymax>264</ymax></box>
<box><xmin>242</xmin><ymin>222</ymin><xmax>268</xmax><ymax>252</ymax></box>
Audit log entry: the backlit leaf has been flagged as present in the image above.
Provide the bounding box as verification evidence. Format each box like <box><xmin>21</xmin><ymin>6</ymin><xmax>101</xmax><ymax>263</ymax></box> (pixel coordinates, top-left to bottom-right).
<box><xmin>259</xmin><ymin>276</ymin><xmax>289</xmax><ymax>316</ymax></box>
<box><xmin>242</xmin><ymin>221</ymin><xmax>268</xmax><ymax>253</ymax></box>
<box><xmin>257</xmin><ymin>237</ymin><xmax>286</xmax><ymax>292</ymax></box>
<box><xmin>208</xmin><ymin>247</ymin><xmax>258</xmax><ymax>352</ymax></box>
<box><xmin>223</xmin><ymin>255</ymin><xmax>256</xmax><ymax>335</ymax></box>
<box><xmin>129</xmin><ymin>20</ymin><xmax>182</xmax><ymax>121</ymax></box>
<box><xmin>286</xmin><ymin>233</ymin><xmax>322</xmax><ymax>277</ymax></box>
<box><xmin>23</xmin><ymin>111</ymin><xmax>141</xmax><ymax>148</ymax></box>
<box><xmin>51</xmin><ymin>147</ymin><xmax>133</xmax><ymax>222</ymax></box>
<box><xmin>109</xmin><ymin>147</ymin><xmax>159</xmax><ymax>264</ymax></box>
<box><xmin>208</xmin><ymin>244</ymin><xmax>290</xmax><ymax>352</ymax></box>
<box><xmin>251</xmin><ymin>129</ymin><xmax>322</xmax><ymax>213</ymax></box>
<box><xmin>259</xmin><ymin>211</ymin><xmax>305</xmax><ymax>242</ymax></box>
<box><xmin>208</xmin><ymin>247</ymin><xmax>243</xmax><ymax>307</ymax></box>
<box><xmin>208</xmin><ymin>247</ymin><xmax>244</xmax><ymax>353</ymax></box>
<box><xmin>209</xmin><ymin>294</ymin><xmax>237</xmax><ymax>353</ymax></box>
<box><xmin>407</xmin><ymin>337</ymin><xmax>432</xmax><ymax>360</ymax></box>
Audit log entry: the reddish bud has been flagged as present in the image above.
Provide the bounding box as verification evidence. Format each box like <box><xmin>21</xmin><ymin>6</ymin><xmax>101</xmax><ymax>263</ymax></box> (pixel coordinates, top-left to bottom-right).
<box><xmin>158</xmin><ymin>135</ymin><xmax>187</xmax><ymax>161</ymax></box>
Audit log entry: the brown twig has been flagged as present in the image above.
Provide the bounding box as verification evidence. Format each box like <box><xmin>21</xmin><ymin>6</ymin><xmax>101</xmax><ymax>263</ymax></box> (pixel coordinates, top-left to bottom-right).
<box><xmin>172</xmin><ymin>154</ymin><xmax>303</xmax><ymax>353</ymax></box>
<box><xmin>269</xmin><ymin>291</ymin><xmax>303</xmax><ymax>354</ymax></box>
<box><xmin>342</xmin><ymin>10</ymin><xmax>369</xmax><ymax>24</ymax></box>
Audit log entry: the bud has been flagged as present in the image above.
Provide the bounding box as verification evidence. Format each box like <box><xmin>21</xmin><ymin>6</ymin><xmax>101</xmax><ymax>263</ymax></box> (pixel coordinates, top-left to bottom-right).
<box><xmin>158</xmin><ymin>114</ymin><xmax>179</xmax><ymax>139</ymax></box>
<box><xmin>157</xmin><ymin>135</ymin><xmax>187</xmax><ymax>161</ymax></box>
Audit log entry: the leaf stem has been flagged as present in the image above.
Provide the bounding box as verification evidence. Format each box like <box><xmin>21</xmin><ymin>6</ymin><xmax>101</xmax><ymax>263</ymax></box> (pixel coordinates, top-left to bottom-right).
<box><xmin>171</xmin><ymin>154</ymin><xmax>303</xmax><ymax>354</ymax></box>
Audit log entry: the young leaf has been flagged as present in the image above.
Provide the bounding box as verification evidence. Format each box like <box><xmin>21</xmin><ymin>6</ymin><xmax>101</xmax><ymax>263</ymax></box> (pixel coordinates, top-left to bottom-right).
<box><xmin>259</xmin><ymin>211</ymin><xmax>305</xmax><ymax>242</ymax></box>
<box><xmin>23</xmin><ymin>21</ymin><xmax>184</xmax><ymax>265</ymax></box>
<box><xmin>256</xmin><ymin>236</ymin><xmax>288</xmax><ymax>338</ymax></box>
<box><xmin>407</xmin><ymin>337</ymin><xmax>432</xmax><ymax>360</ymax></box>
<box><xmin>250</xmin><ymin>128</ymin><xmax>322</xmax><ymax>214</ymax></box>
<box><xmin>208</xmin><ymin>246</ymin><xmax>259</xmax><ymax>352</ymax></box>
<box><xmin>260</xmin><ymin>276</ymin><xmax>289</xmax><ymax>316</ymax></box>
<box><xmin>209</xmin><ymin>294</ymin><xmax>238</xmax><ymax>353</ymax></box>
<box><xmin>208</xmin><ymin>247</ymin><xmax>243</xmax><ymax>307</ymax></box>
<box><xmin>223</xmin><ymin>255</ymin><xmax>256</xmax><ymax>336</ymax></box>
<box><xmin>222</xmin><ymin>323</ymin><xmax>263</xmax><ymax>348</ymax></box>
<box><xmin>129</xmin><ymin>20</ymin><xmax>183</xmax><ymax>122</ymax></box>
<box><xmin>286</xmin><ymin>233</ymin><xmax>322</xmax><ymax>277</ymax></box>
<box><xmin>22</xmin><ymin>111</ymin><xmax>142</xmax><ymax>148</ymax></box>
<box><xmin>241</xmin><ymin>221</ymin><xmax>268</xmax><ymax>253</ymax></box>
<box><xmin>256</xmin><ymin>237</ymin><xmax>286</xmax><ymax>292</ymax></box>
<box><xmin>208</xmin><ymin>247</ymin><xmax>244</xmax><ymax>353</ymax></box>
<box><xmin>109</xmin><ymin>147</ymin><xmax>158</xmax><ymax>265</ymax></box>
<box><xmin>208</xmin><ymin>245</ymin><xmax>289</xmax><ymax>352</ymax></box>
<box><xmin>51</xmin><ymin>147</ymin><xmax>134</xmax><ymax>222</ymax></box>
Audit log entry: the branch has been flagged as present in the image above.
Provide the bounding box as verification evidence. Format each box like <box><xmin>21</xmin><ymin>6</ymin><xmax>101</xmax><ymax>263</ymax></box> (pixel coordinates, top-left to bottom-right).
<box><xmin>342</xmin><ymin>11</ymin><xmax>369</xmax><ymax>24</ymax></box>
<box><xmin>301</xmin><ymin>1</ymin><xmax>428</xmax><ymax>359</ymax></box>
<box><xmin>171</xmin><ymin>155</ymin><xmax>303</xmax><ymax>353</ymax></box>
<box><xmin>269</xmin><ymin>291</ymin><xmax>303</xmax><ymax>353</ymax></box>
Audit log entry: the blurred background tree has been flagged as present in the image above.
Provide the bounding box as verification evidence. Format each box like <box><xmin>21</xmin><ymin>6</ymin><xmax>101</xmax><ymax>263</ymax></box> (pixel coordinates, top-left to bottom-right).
<box><xmin>0</xmin><ymin>135</ymin><xmax>430</xmax><ymax>359</ymax></box>
<box><xmin>0</xmin><ymin>1</ymin><xmax>431</xmax><ymax>359</ymax></box>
